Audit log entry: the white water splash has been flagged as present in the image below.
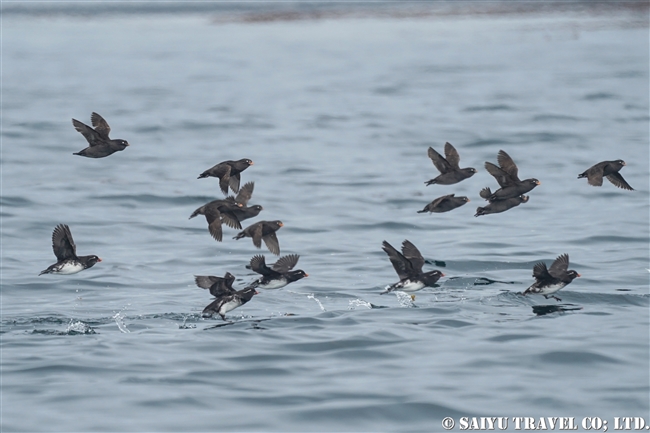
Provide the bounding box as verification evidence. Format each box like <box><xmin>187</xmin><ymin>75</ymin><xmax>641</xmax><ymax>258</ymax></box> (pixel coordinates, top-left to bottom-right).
<box><xmin>395</xmin><ymin>291</ymin><xmax>416</xmax><ymax>308</ymax></box>
<box><xmin>113</xmin><ymin>305</ymin><xmax>131</xmax><ymax>333</ymax></box>
<box><xmin>307</xmin><ymin>293</ymin><xmax>326</xmax><ymax>311</ymax></box>
<box><xmin>348</xmin><ymin>299</ymin><xmax>372</xmax><ymax>310</ymax></box>
<box><xmin>65</xmin><ymin>320</ymin><xmax>93</xmax><ymax>334</ymax></box>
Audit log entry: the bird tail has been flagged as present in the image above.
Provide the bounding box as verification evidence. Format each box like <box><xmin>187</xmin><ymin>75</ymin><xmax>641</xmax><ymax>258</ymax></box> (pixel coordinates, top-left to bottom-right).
<box><xmin>474</xmin><ymin>207</ymin><xmax>485</xmax><ymax>217</ymax></box>
<box><xmin>577</xmin><ymin>172</ymin><xmax>587</xmax><ymax>179</ymax></box>
<box><xmin>197</xmin><ymin>172</ymin><xmax>209</xmax><ymax>179</ymax></box>
<box><xmin>424</xmin><ymin>179</ymin><xmax>436</xmax><ymax>186</ymax></box>
<box><xmin>416</xmin><ymin>209</ymin><xmax>427</xmax><ymax>213</ymax></box>
<box><xmin>233</xmin><ymin>232</ymin><xmax>245</xmax><ymax>240</ymax></box>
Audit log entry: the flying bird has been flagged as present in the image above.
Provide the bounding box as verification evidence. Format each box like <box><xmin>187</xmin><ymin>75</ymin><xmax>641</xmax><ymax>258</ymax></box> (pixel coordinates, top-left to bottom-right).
<box><xmin>578</xmin><ymin>160</ymin><xmax>633</xmax><ymax>191</ymax></box>
<box><xmin>418</xmin><ymin>194</ymin><xmax>470</xmax><ymax>214</ymax></box>
<box><xmin>233</xmin><ymin>220</ymin><xmax>284</xmax><ymax>255</ymax></box>
<box><xmin>189</xmin><ymin>198</ymin><xmax>243</xmax><ymax>241</ymax></box>
<box><xmin>246</xmin><ymin>254</ymin><xmax>308</xmax><ymax>290</ymax></box>
<box><xmin>72</xmin><ymin>112</ymin><xmax>130</xmax><ymax>158</ymax></box>
<box><xmin>474</xmin><ymin>192</ymin><xmax>529</xmax><ymax>217</ymax></box>
<box><xmin>425</xmin><ymin>142</ymin><xmax>477</xmax><ymax>185</ymax></box>
<box><xmin>483</xmin><ymin>150</ymin><xmax>540</xmax><ymax>201</ymax></box>
<box><xmin>197</xmin><ymin>159</ymin><xmax>254</xmax><ymax>195</ymax></box>
<box><xmin>523</xmin><ymin>254</ymin><xmax>581</xmax><ymax>301</ymax></box>
<box><xmin>380</xmin><ymin>240</ymin><xmax>444</xmax><ymax>295</ymax></box>
<box><xmin>39</xmin><ymin>224</ymin><xmax>101</xmax><ymax>275</ymax></box>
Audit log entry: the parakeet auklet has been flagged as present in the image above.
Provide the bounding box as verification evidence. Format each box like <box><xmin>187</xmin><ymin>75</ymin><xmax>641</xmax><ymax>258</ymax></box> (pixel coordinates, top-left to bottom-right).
<box><xmin>380</xmin><ymin>240</ymin><xmax>444</xmax><ymax>295</ymax></box>
<box><xmin>202</xmin><ymin>286</ymin><xmax>259</xmax><ymax>320</ymax></box>
<box><xmin>189</xmin><ymin>198</ymin><xmax>243</xmax><ymax>242</ymax></box>
<box><xmin>197</xmin><ymin>159</ymin><xmax>254</xmax><ymax>195</ymax></box>
<box><xmin>194</xmin><ymin>272</ymin><xmax>236</xmax><ymax>297</ymax></box>
<box><xmin>474</xmin><ymin>192</ymin><xmax>528</xmax><ymax>217</ymax></box>
<box><xmin>230</xmin><ymin>182</ymin><xmax>263</xmax><ymax>222</ymax></box>
<box><xmin>578</xmin><ymin>160</ymin><xmax>633</xmax><ymax>191</ymax></box>
<box><xmin>39</xmin><ymin>224</ymin><xmax>101</xmax><ymax>275</ymax></box>
<box><xmin>418</xmin><ymin>194</ymin><xmax>470</xmax><ymax>214</ymax></box>
<box><xmin>233</xmin><ymin>220</ymin><xmax>283</xmax><ymax>255</ymax></box>
<box><xmin>72</xmin><ymin>112</ymin><xmax>129</xmax><ymax>158</ymax></box>
<box><xmin>425</xmin><ymin>142</ymin><xmax>477</xmax><ymax>186</ymax></box>
<box><xmin>483</xmin><ymin>150</ymin><xmax>540</xmax><ymax>201</ymax></box>
<box><xmin>246</xmin><ymin>254</ymin><xmax>308</xmax><ymax>290</ymax></box>
<box><xmin>523</xmin><ymin>254</ymin><xmax>581</xmax><ymax>301</ymax></box>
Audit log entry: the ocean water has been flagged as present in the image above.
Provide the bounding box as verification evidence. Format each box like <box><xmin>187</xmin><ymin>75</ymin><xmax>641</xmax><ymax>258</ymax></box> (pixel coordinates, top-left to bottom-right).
<box><xmin>1</xmin><ymin>4</ymin><xmax>649</xmax><ymax>432</ymax></box>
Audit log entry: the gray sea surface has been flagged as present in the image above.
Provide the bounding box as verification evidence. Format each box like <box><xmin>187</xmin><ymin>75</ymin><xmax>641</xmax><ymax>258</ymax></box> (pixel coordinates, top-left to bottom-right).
<box><xmin>1</xmin><ymin>3</ymin><xmax>649</xmax><ymax>432</ymax></box>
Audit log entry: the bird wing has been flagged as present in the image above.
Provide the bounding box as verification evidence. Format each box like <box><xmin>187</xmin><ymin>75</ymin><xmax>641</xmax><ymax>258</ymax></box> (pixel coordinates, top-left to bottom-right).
<box><xmin>427</xmin><ymin>147</ymin><xmax>452</xmax><ymax>174</ymax></box>
<box><xmin>250</xmin><ymin>223</ymin><xmax>264</xmax><ymax>249</ymax></box>
<box><xmin>444</xmin><ymin>142</ymin><xmax>461</xmax><ymax>169</ymax></box>
<box><xmin>401</xmin><ymin>240</ymin><xmax>425</xmax><ymax>273</ymax></box>
<box><xmin>484</xmin><ymin>162</ymin><xmax>516</xmax><ymax>187</ymax></box>
<box><xmin>430</xmin><ymin>194</ymin><xmax>454</xmax><ymax>208</ymax></box>
<box><xmin>72</xmin><ymin>119</ymin><xmax>103</xmax><ymax>146</ymax></box>
<box><xmin>582</xmin><ymin>164</ymin><xmax>604</xmax><ymax>186</ymax></box>
<box><xmin>204</xmin><ymin>208</ymin><xmax>223</xmax><ymax>241</ymax></box>
<box><xmin>273</xmin><ymin>254</ymin><xmax>299</xmax><ymax>273</ymax></box>
<box><xmin>195</xmin><ymin>275</ymin><xmax>222</xmax><ymax>290</ymax></box>
<box><xmin>229</xmin><ymin>173</ymin><xmax>241</xmax><ymax>194</ymax></box>
<box><xmin>51</xmin><ymin>224</ymin><xmax>77</xmax><ymax>261</ymax></box>
<box><xmin>382</xmin><ymin>240</ymin><xmax>412</xmax><ymax>280</ymax></box>
<box><xmin>532</xmin><ymin>261</ymin><xmax>552</xmax><ymax>280</ymax></box>
<box><xmin>235</xmin><ymin>182</ymin><xmax>254</xmax><ymax>206</ymax></box>
<box><xmin>606</xmin><ymin>172</ymin><xmax>634</xmax><ymax>191</ymax></box>
<box><xmin>548</xmin><ymin>254</ymin><xmax>569</xmax><ymax>279</ymax></box>
<box><xmin>249</xmin><ymin>255</ymin><xmax>274</xmax><ymax>276</ymax></box>
<box><xmin>497</xmin><ymin>150</ymin><xmax>520</xmax><ymax>182</ymax></box>
<box><xmin>262</xmin><ymin>232</ymin><xmax>281</xmax><ymax>256</ymax></box>
<box><xmin>90</xmin><ymin>112</ymin><xmax>111</xmax><ymax>139</ymax></box>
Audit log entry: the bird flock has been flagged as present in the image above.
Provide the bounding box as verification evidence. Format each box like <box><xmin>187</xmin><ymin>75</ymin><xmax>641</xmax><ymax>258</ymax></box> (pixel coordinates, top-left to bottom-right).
<box><xmin>39</xmin><ymin>112</ymin><xmax>635</xmax><ymax>320</ymax></box>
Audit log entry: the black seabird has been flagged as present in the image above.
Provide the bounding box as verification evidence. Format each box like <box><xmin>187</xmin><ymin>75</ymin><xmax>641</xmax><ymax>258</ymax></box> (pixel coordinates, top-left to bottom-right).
<box><xmin>39</xmin><ymin>224</ymin><xmax>101</xmax><ymax>275</ymax></box>
<box><xmin>474</xmin><ymin>192</ymin><xmax>528</xmax><ymax>217</ymax></box>
<box><xmin>578</xmin><ymin>160</ymin><xmax>633</xmax><ymax>191</ymax></box>
<box><xmin>197</xmin><ymin>159</ymin><xmax>254</xmax><ymax>195</ymax></box>
<box><xmin>418</xmin><ymin>194</ymin><xmax>470</xmax><ymax>213</ymax></box>
<box><xmin>523</xmin><ymin>254</ymin><xmax>581</xmax><ymax>301</ymax></box>
<box><xmin>380</xmin><ymin>240</ymin><xmax>444</xmax><ymax>295</ymax></box>
<box><xmin>425</xmin><ymin>142</ymin><xmax>477</xmax><ymax>186</ymax></box>
<box><xmin>246</xmin><ymin>254</ymin><xmax>308</xmax><ymax>290</ymax></box>
<box><xmin>189</xmin><ymin>198</ymin><xmax>243</xmax><ymax>241</ymax></box>
<box><xmin>233</xmin><ymin>220</ymin><xmax>283</xmax><ymax>255</ymax></box>
<box><xmin>483</xmin><ymin>150</ymin><xmax>540</xmax><ymax>201</ymax></box>
<box><xmin>230</xmin><ymin>182</ymin><xmax>263</xmax><ymax>222</ymax></box>
<box><xmin>202</xmin><ymin>286</ymin><xmax>259</xmax><ymax>320</ymax></box>
<box><xmin>72</xmin><ymin>112</ymin><xmax>129</xmax><ymax>158</ymax></box>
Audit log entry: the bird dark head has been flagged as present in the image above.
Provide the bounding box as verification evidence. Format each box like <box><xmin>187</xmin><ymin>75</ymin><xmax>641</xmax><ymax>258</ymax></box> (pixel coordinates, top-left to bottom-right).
<box><xmin>567</xmin><ymin>270</ymin><xmax>581</xmax><ymax>279</ymax></box>
<box><xmin>530</xmin><ymin>179</ymin><xmax>541</xmax><ymax>186</ymax></box>
<box><xmin>252</xmin><ymin>205</ymin><xmax>263</xmax><ymax>211</ymax></box>
<box><xmin>85</xmin><ymin>255</ymin><xmax>102</xmax><ymax>268</ymax></box>
<box><xmin>615</xmin><ymin>160</ymin><xmax>626</xmax><ymax>167</ymax></box>
<box><xmin>244</xmin><ymin>159</ymin><xmax>253</xmax><ymax>166</ymax></box>
<box><xmin>520</xmin><ymin>195</ymin><xmax>530</xmax><ymax>203</ymax></box>
<box><xmin>275</xmin><ymin>221</ymin><xmax>284</xmax><ymax>228</ymax></box>
<box><xmin>462</xmin><ymin>197</ymin><xmax>470</xmax><ymax>203</ymax></box>
<box><xmin>224</xmin><ymin>272</ymin><xmax>235</xmax><ymax>280</ymax></box>
<box><xmin>468</xmin><ymin>168</ymin><xmax>477</xmax><ymax>174</ymax></box>
<box><xmin>117</xmin><ymin>140</ymin><xmax>129</xmax><ymax>148</ymax></box>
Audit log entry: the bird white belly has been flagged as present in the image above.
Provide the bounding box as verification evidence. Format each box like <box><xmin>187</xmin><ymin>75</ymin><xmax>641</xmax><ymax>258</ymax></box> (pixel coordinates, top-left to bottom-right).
<box><xmin>536</xmin><ymin>283</ymin><xmax>566</xmax><ymax>295</ymax></box>
<box><xmin>219</xmin><ymin>299</ymin><xmax>241</xmax><ymax>315</ymax></box>
<box><xmin>56</xmin><ymin>262</ymin><xmax>85</xmax><ymax>275</ymax></box>
<box><xmin>396</xmin><ymin>280</ymin><xmax>426</xmax><ymax>293</ymax></box>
